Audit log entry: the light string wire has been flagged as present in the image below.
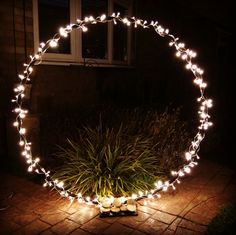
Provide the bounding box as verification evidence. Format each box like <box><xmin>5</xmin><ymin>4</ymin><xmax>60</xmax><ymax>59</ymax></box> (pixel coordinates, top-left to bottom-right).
<box><xmin>12</xmin><ymin>13</ymin><xmax>213</xmax><ymax>205</ymax></box>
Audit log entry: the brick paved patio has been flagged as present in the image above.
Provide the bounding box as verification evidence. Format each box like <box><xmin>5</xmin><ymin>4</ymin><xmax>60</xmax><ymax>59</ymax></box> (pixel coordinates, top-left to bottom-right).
<box><xmin>0</xmin><ymin>160</ymin><xmax>235</xmax><ymax>234</ymax></box>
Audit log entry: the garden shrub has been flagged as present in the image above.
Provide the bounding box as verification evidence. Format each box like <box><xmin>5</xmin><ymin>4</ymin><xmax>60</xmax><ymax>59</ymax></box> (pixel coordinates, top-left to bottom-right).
<box><xmin>40</xmin><ymin>106</ymin><xmax>192</xmax><ymax>197</ymax></box>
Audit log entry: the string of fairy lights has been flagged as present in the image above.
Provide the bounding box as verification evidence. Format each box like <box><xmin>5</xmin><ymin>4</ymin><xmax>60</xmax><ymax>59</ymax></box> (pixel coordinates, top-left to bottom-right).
<box><xmin>12</xmin><ymin>13</ymin><xmax>213</xmax><ymax>205</ymax></box>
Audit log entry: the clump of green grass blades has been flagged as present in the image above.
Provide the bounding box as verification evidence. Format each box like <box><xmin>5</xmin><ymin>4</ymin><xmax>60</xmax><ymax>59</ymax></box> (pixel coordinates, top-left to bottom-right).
<box><xmin>51</xmin><ymin>107</ymin><xmax>191</xmax><ymax>198</ymax></box>
<box><xmin>52</xmin><ymin>123</ymin><xmax>163</xmax><ymax>197</ymax></box>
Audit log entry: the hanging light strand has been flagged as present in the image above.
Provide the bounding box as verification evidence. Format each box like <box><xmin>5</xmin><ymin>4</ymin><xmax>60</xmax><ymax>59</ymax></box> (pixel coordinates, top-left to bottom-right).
<box><xmin>12</xmin><ymin>13</ymin><xmax>213</xmax><ymax>204</ymax></box>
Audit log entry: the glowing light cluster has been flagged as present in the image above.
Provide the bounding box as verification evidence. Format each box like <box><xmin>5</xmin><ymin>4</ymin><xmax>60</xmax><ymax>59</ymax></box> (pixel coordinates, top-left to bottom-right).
<box><xmin>12</xmin><ymin>13</ymin><xmax>213</xmax><ymax>205</ymax></box>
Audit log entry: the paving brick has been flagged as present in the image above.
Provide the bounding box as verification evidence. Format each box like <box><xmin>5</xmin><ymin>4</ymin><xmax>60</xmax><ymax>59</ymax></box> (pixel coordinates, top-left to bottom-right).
<box><xmin>148</xmin><ymin>188</ymin><xmax>201</xmax><ymax>215</ymax></box>
<box><xmin>0</xmin><ymin>219</ymin><xmax>21</xmax><ymax>234</ymax></box>
<box><xmin>40</xmin><ymin>229</ymin><xmax>57</xmax><ymax>235</ymax></box>
<box><xmin>204</xmin><ymin>173</ymin><xmax>233</xmax><ymax>194</ymax></box>
<box><xmin>1</xmin><ymin>161</ymin><xmax>236</xmax><ymax>235</ymax></box>
<box><xmin>7</xmin><ymin>192</ymin><xmax>29</xmax><ymax>205</ymax></box>
<box><xmin>178</xmin><ymin>219</ymin><xmax>207</xmax><ymax>233</ymax></box>
<box><xmin>131</xmin><ymin>230</ymin><xmax>147</xmax><ymax>235</ymax></box>
<box><xmin>162</xmin><ymin>229</ymin><xmax>175</xmax><ymax>234</ymax></box>
<box><xmin>40</xmin><ymin>210</ymin><xmax>68</xmax><ymax>225</ymax></box>
<box><xmin>167</xmin><ymin>217</ymin><xmax>181</xmax><ymax>231</ymax></box>
<box><xmin>34</xmin><ymin>191</ymin><xmax>61</xmax><ymax>202</ymax></box>
<box><xmin>0</xmin><ymin>206</ymin><xmax>23</xmax><ymax>221</ymax></box>
<box><xmin>70</xmin><ymin>228</ymin><xmax>92</xmax><ymax>235</ymax></box>
<box><xmin>59</xmin><ymin>201</ymin><xmax>83</xmax><ymax>215</ymax></box>
<box><xmin>151</xmin><ymin>211</ymin><xmax>176</xmax><ymax>224</ymax></box>
<box><xmin>12</xmin><ymin>219</ymin><xmax>50</xmax><ymax>234</ymax></box>
<box><xmin>51</xmin><ymin>219</ymin><xmax>80</xmax><ymax>234</ymax></box>
<box><xmin>97</xmin><ymin>215</ymin><xmax>120</xmax><ymax>224</ymax></box>
<box><xmin>117</xmin><ymin>211</ymin><xmax>150</xmax><ymax>228</ymax></box>
<box><xmin>1</xmin><ymin>206</ymin><xmax>39</xmax><ymax>227</ymax></box>
<box><xmin>68</xmin><ymin>206</ymin><xmax>99</xmax><ymax>225</ymax></box>
<box><xmin>175</xmin><ymin>227</ymin><xmax>200</xmax><ymax>235</ymax></box>
<box><xmin>33</xmin><ymin>202</ymin><xmax>59</xmax><ymax>214</ymax></box>
<box><xmin>138</xmin><ymin>205</ymin><xmax>157</xmax><ymax>215</ymax></box>
<box><xmin>185</xmin><ymin>210</ymin><xmax>217</xmax><ymax>226</ymax></box>
<box><xmin>81</xmin><ymin>218</ymin><xmax>110</xmax><ymax>234</ymax></box>
<box><xmin>13</xmin><ymin>211</ymin><xmax>39</xmax><ymax>226</ymax></box>
<box><xmin>15</xmin><ymin>197</ymin><xmax>45</xmax><ymax>212</ymax></box>
<box><xmin>103</xmin><ymin>222</ymin><xmax>134</xmax><ymax>235</ymax></box>
<box><xmin>137</xmin><ymin>218</ymin><xmax>168</xmax><ymax>234</ymax></box>
<box><xmin>180</xmin><ymin>194</ymin><xmax>221</xmax><ymax>223</ymax></box>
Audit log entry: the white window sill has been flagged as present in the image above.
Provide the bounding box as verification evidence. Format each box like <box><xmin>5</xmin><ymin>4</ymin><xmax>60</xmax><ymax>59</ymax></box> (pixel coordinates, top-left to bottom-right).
<box><xmin>38</xmin><ymin>60</ymin><xmax>134</xmax><ymax>68</ymax></box>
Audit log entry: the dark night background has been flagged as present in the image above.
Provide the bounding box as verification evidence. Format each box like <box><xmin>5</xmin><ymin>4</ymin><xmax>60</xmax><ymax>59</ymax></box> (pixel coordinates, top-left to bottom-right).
<box><xmin>0</xmin><ymin>0</ymin><xmax>235</xmax><ymax>174</ymax></box>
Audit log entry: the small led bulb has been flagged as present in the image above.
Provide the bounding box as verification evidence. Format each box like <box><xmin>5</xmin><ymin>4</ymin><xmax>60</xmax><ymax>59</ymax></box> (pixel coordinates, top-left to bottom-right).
<box><xmin>49</xmin><ymin>40</ymin><xmax>58</xmax><ymax>48</ymax></box>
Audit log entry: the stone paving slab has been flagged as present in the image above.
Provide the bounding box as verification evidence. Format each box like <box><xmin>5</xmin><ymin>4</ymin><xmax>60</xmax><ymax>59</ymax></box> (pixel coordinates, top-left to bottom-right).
<box><xmin>0</xmin><ymin>160</ymin><xmax>235</xmax><ymax>234</ymax></box>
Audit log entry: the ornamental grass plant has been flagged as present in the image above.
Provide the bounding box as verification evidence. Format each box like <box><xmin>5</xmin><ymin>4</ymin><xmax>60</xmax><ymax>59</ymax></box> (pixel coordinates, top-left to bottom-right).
<box><xmin>42</xmin><ymin>106</ymin><xmax>192</xmax><ymax>197</ymax></box>
<box><xmin>52</xmin><ymin>123</ymin><xmax>161</xmax><ymax>197</ymax></box>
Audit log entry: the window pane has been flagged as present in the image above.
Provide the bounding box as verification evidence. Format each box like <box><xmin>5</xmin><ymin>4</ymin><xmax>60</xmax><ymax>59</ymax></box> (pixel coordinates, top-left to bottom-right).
<box><xmin>38</xmin><ymin>0</ymin><xmax>71</xmax><ymax>54</ymax></box>
<box><xmin>113</xmin><ymin>3</ymin><xmax>128</xmax><ymax>61</ymax></box>
<box><xmin>82</xmin><ymin>0</ymin><xmax>108</xmax><ymax>59</ymax></box>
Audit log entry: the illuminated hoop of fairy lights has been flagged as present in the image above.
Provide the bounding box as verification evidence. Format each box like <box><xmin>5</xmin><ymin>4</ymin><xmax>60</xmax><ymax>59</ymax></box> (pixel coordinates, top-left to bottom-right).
<box><xmin>12</xmin><ymin>13</ymin><xmax>213</xmax><ymax>204</ymax></box>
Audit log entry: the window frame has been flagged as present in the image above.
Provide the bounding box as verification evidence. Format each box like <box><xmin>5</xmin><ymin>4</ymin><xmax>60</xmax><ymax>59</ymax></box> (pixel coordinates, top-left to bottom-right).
<box><xmin>33</xmin><ymin>0</ymin><xmax>133</xmax><ymax>66</ymax></box>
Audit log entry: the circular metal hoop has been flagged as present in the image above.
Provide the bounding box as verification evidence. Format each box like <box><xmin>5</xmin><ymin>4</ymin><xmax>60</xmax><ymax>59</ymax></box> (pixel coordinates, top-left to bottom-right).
<box><xmin>13</xmin><ymin>13</ymin><xmax>213</xmax><ymax>204</ymax></box>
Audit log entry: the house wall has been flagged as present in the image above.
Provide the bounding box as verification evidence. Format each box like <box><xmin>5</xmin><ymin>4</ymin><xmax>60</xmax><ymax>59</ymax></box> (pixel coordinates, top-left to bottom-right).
<box><xmin>0</xmin><ymin>0</ymin><xmax>35</xmax><ymax>170</ymax></box>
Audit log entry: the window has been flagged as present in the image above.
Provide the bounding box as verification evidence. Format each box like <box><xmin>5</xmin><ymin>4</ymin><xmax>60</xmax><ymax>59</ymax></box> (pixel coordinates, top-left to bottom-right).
<box><xmin>33</xmin><ymin>0</ymin><xmax>133</xmax><ymax>66</ymax></box>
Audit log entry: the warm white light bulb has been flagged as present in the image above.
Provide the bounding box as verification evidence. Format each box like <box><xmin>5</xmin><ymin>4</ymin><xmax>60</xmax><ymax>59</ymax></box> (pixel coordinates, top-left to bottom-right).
<box><xmin>59</xmin><ymin>27</ymin><xmax>68</xmax><ymax>37</ymax></box>
<box><xmin>13</xmin><ymin>121</ymin><xmax>19</xmax><ymax>127</ymax></box>
<box><xmin>19</xmin><ymin>140</ymin><xmax>24</xmax><ymax>146</ymax></box>
<box><xmin>176</xmin><ymin>51</ymin><xmax>181</xmax><ymax>57</ymax></box>
<box><xmin>184</xmin><ymin>167</ymin><xmax>191</xmax><ymax>174</ymax></box>
<box><xmin>28</xmin><ymin>166</ymin><xmax>33</xmax><ymax>172</ymax></box>
<box><xmin>200</xmin><ymin>83</ymin><xmax>207</xmax><ymax>88</ymax></box>
<box><xmin>89</xmin><ymin>16</ymin><xmax>94</xmax><ymax>21</ymax></box>
<box><xmin>100</xmin><ymin>14</ymin><xmax>106</xmax><ymax>21</ymax></box>
<box><xmin>19</xmin><ymin>113</ymin><xmax>26</xmax><ymax>119</ymax></box>
<box><xmin>123</xmin><ymin>18</ymin><xmax>128</xmax><ymax>24</ymax></box>
<box><xmin>18</xmin><ymin>74</ymin><xmax>24</xmax><ymax>80</ymax></box>
<box><xmin>49</xmin><ymin>40</ymin><xmax>58</xmax><ymax>48</ymax></box>
<box><xmin>86</xmin><ymin>196</ymin><xmax>90</xmax><ymax>201</ymax></box>
<box><xmin>82</xmin><ymin>26</ymin><xmax>88</xmax><ymax>32</ymax></box>
<box><xmin>185</xmin><ymin>152</ymin><xmax>192</xmax><ymax>161</ymax></box>
<box><xmin>18</xmin><ymin>85</ymin><xmax>25</xmax><ymax>91</ymax></box>
<box><xmin>181</xmin><ymin>54</ymin><xmax>187</xmax><ymax>60</ymax></box>
<box><xmin>57</xmin><ymin>181</ymin><xmax>64</xmax><ymax>188</ymax></box>
<box><xmin>163</xmin><ymin>186</ymin><xmax>168</xmax><ymax>191</ymax></box>
<box><xmin>19</xmin><ymin>128</ymin><xmax>26</xmax><ymax>135</ymax></box>
<box><xmin>139</xmin><ymin>191</ymin><xmax>144</xmax><ymax>196</ymax></box>
<box><xmin>14</xmin><ymin>108</ymin><xmax>21</xmax><ymax>113</ymax></box>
